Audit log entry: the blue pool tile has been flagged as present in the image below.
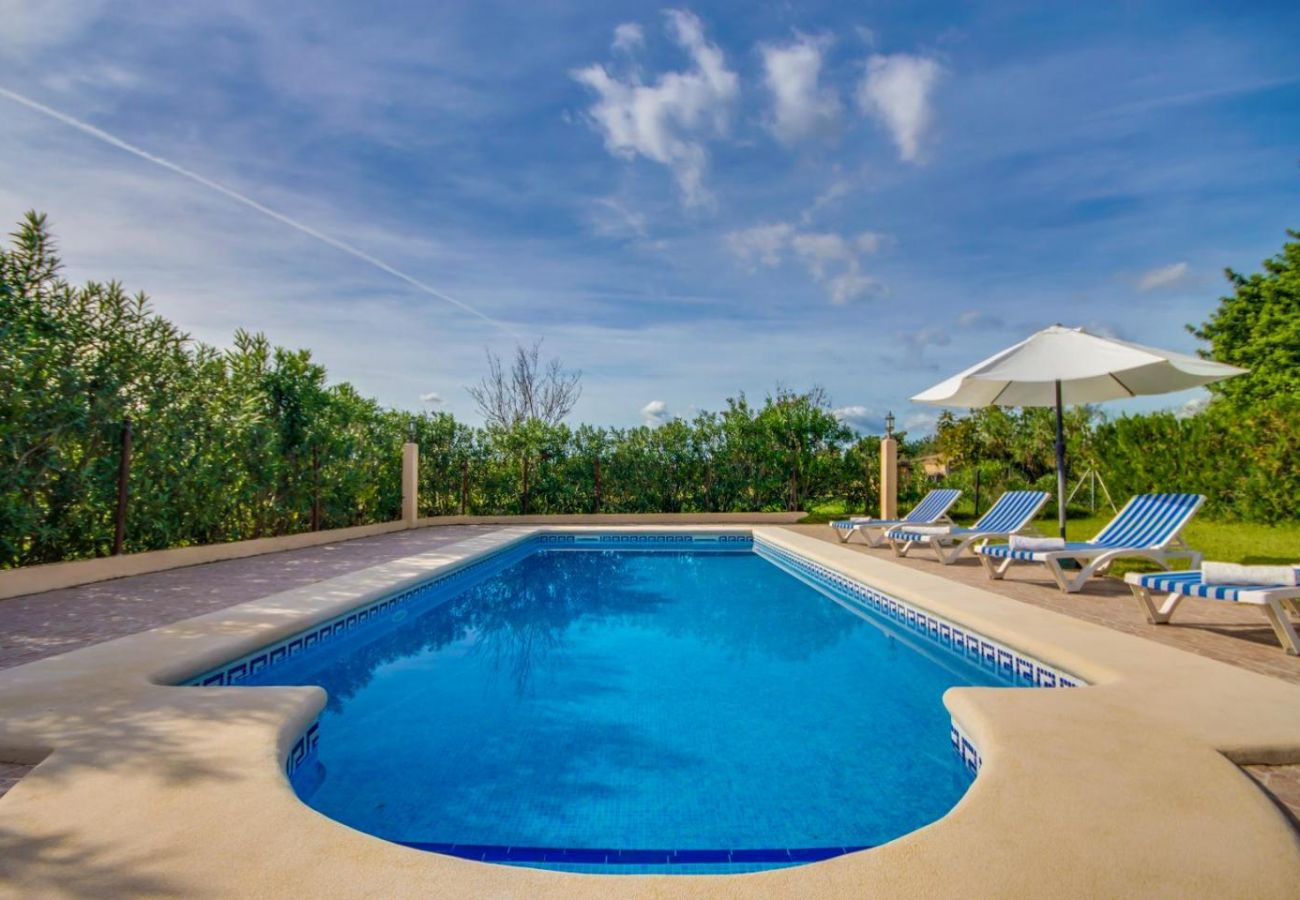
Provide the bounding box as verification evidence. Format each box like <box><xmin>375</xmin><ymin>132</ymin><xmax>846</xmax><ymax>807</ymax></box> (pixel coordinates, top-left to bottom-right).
<box><xmin>549</xmin><ymin>848</ymin><xmax>609</xmax><ymax>864</ymax></box>
<box><xmin>613</xmin><ymin>849</ymin><xmax>673</xmax><ymax>864</ymax></box>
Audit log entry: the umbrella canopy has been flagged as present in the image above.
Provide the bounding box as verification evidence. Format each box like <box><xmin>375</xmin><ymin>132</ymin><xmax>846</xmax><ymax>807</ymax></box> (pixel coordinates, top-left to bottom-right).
<box><xmin>911</xmin><ymin>325</ymin><xmax>1245</xmax><ymax>536</ymax></box>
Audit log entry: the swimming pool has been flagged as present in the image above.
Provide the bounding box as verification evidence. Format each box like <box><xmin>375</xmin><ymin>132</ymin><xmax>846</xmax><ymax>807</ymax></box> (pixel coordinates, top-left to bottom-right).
<box><xmin>187</xmin><ymin>533</ymin><xmax>1080</xmax><ymax>874</ymax></box>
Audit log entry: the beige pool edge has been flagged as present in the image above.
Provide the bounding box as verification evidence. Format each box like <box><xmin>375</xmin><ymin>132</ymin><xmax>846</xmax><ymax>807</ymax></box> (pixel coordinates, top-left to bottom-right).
<box><xmin>0</xmin><ymin>525</ymin><xmax>1296</xmax><ymax>898</ymax></box>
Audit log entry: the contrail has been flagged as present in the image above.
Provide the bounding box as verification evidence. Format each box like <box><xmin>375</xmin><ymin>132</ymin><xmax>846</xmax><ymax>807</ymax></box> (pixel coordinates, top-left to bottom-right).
<box><xmin>0</xmin><ymin>85</ymin><xmax>520</xmax><ymax>338</ymax></box>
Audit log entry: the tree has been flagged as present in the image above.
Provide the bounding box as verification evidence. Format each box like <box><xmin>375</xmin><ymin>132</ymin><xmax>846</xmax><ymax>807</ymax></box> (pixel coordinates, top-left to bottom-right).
<box><xmin>467</xmin><ymin>341</ymin><xmax>581</xmax><ymax>429</ymax></box>
<box><xmin>1191</xmin><ymin>230</ymin><xmax>1300</xmax><ymax>408</ymax></box>
<box><xmin>467</xmin><ymin>342</ymin><xmax>581</xmax><ymax>513</ymax></box>
<box><xmin>754</xmin><ymin>387</ymin><xmax>852</xmax><ymax>512</ymax></box>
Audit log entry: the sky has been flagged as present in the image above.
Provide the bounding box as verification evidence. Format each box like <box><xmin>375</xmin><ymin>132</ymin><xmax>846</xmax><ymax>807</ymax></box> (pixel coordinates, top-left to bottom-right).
<box><xmin>2</xmin><ymin>1</ymin><xmax>1298</xmax><ymax>434</ymax></box>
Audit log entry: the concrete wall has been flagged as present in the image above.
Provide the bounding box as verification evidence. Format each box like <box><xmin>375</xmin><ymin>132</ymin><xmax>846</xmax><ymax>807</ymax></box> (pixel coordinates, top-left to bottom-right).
<box><xmin>0</xmin><ymin>512</ymin><xmax>806</xmax><ymax>600</ymax></box>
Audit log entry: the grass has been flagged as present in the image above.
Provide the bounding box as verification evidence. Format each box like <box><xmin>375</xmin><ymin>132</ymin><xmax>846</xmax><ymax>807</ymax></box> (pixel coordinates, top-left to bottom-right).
<box><xmin>798</xmin><ymin>501</ymin><xmax>1299</xmax><ymax>575</ymax></box>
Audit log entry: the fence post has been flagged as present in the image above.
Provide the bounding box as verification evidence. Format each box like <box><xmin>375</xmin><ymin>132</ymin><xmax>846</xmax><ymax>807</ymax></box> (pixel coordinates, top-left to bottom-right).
<box><xmin>311</xmin><ymin>445</ymin><xmax>321</xmax><ymax>531</ymax></box>
<box><xmin>112</xmin><ymin>416</ymin><xmax>132</xmax><ymax>555</ymax></box>
<box><xmin>880</xmin><ymin>433</ymin><xmax>897</xmax><ymax>520</ymax></box>
<box><xmin>402</xmin><ymin>440</ymin><xmax>419</xmax><ymax>526</ymax></box>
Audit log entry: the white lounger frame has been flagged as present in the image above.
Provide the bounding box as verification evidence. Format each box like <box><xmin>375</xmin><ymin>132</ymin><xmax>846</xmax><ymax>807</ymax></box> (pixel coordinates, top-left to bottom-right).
<box><xmin>981</xmin><ymin>541</ymin><xmax>1204</xmax><ymax>594</ymax></box>
<box><xmin>832</xmin><ymin>490</ymin><xmax>962</xmax><ymax>548</ymax></box>
<box><xmin>841</xmin><ymin>513</ymin><xmax>957</xmax><ymax>549</ymax></box>
<box><xmin>1126</xmin><ymin>576</ymin><xmax>1300</xmax><ymax>656</ymax></box>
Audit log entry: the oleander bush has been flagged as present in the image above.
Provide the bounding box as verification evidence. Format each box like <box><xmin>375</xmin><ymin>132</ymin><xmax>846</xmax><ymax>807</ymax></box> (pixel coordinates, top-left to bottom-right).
<box><xmin>2</xmin><ymin>212</ymin><xmax>1296</xmax><ymax>568</ymax></box>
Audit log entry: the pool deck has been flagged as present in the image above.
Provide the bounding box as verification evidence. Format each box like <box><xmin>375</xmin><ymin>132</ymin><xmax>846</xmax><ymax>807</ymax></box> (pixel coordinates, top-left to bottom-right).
<box><xmin>0</xmin><ymin>523</ymin><xmax>1298</xmax><ymax>897</ymax></box>
<box><xmin>787</xmin><ymin>525</ymin><xmax>1300</xmax><ymax>686</ymax></box>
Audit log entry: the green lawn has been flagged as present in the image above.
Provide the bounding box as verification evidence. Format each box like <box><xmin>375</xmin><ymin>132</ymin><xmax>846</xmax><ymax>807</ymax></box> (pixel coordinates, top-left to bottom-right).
<box><xmin>799</xmin><ymin>502</ymin><xmax>1299</xmax><ymax>574</ymax></box>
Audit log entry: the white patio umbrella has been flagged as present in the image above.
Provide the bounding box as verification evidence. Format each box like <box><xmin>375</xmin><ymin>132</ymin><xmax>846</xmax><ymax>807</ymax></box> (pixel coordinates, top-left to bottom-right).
<box><xmin>911</xmin><ymin>324</ymin><xmax>1246</xmax><ymax>537</ymax></box>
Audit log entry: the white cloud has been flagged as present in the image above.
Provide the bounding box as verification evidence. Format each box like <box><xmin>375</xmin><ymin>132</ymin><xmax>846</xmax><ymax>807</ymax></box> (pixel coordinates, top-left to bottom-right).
<box><xmin>0</xmin><ymin>0</ymin><xmax>105</xmax><ymax>58</ymax></box>
<box><xmin>832</xmin><ymin>404</ymin><xmax>882</xmax><ymax>434</ymax></box>
<box><xmin>856</xmin><ymin>230</ymin><xmax>887</xmax><ymax>253</ymax></box>
<box><xmin>857</xmin><ymin>53</ymin><xmax>943</xmax><ymax>162</ymax></box>
<box><xmin>903</xmin><ymin>410</ymin><xmax>940</xmax><ymax>434</ymax></box>
<box><xmin>792</xmin><ymin>230</ymin><xmax>884</xmax><ymax>303</ymax></box>
<box><xmin>956</xmin><ymin>309</ymin><xmax>1003</xmax><ymax>329</ymax></box>
<box><xmin>825</xmin><ymin>271</ymin><xmax>879</xmax><ymax>305</ymax></box>
<box><xmin>572</xmin><ymin>10</ymin><xmax>739</xmax><ymax>207</ymax></box>
<box><xmin>1176</xmin><ymin>392</ymin><xmax>1210</xmax><ymax>419</ymax></box>
<box><xmin>725</xmin><ymin>222</ymin><xmax>795</xmax><ymax>268</ymax></box>
<box><xmin>612</xmin><ymin>22</ymin><xmax>644</xmax><ymax>53</ymax></box>
<box><xmin>41</xmin><ymin>62</ymin><xmax>140</xmax><ymax>96</ymax></box>
<box><xmin>894</xmin><ymin>326</ymin><xmax>952</xmax><ymax>368</ymax></box>
<box><xmin>800</xmin><ymin>177</ymin><xmax>854</xmax><ymax>223</ymax></box>
<box><xmin>1137</xmin><ymin>261</ymin><xmax>1190</xmax><ymax>292</ymax></box>
<box><xmin>641</xmin><ymin>399</ymin><xmax>671</xmax><ymax>426</ymax></box>
<box><xmin>420</xmin><ymin>391</ymin><xmax>444</xmax><ymax>404</ymax></box>
<box><xmin>726</xmin><ymin>224</ymin><xmax>885</xmax><ymax>303</ymax></box>
<box><xmin>792</xmin><ymin>232</ymin><xmax>857</xmax><ymax>276</ymax></box>
<box><xmin>760</xmin><ymin>34</ymin><xmax>841</xmax><ymax>144</ymax></box>
<box><xmin>589</xmin><ymin>196</ymin><xmax>649</xmax><ymax>240</ymax></box>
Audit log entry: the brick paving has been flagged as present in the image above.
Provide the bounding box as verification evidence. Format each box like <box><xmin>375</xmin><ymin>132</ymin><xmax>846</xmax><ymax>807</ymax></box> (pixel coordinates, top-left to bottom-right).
<box><xmin>0</xmin><ymin>762</ymin><xmax>33</xmax><ymax>801</ymax></box>
<box><xmin>0</xmin><ymin>526</ymin><xmax>494</xmax><ymax>671</ymax></box>
<box><xmin>1243</xmin><ymin>765</ymin><xmax>1300</xmax><ymax>828</ymax></box>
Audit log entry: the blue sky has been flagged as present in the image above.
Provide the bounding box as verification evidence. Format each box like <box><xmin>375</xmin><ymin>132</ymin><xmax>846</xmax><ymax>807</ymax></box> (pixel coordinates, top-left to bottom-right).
<box><xmin>2</xmin><ymin>1</ymin><xmax>1298</xmax><ymax>433</ymax></box>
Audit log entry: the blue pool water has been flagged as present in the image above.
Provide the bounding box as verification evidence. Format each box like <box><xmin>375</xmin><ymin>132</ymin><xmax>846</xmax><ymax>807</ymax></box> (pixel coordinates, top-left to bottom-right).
<box><xmin>240</xmin><ymin>539</ymin><xmax>1016</xmax><ymax>873</ymax></box>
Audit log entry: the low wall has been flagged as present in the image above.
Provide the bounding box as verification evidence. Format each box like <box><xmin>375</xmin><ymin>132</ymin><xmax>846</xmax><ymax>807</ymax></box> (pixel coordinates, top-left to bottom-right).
<box><xmin>0</xmin><ymin>521</ymin><xmax>409</xmax><ymax>601</ymax></box>
<box><xmin>414</xmin><ymin>512</ymin><xmax>807</xmax><ymax>527</ymax></box>
<box><xmin>0</xmin><ymin>512</ymin><xmax>806</xmax><ymax>600</ymax></box>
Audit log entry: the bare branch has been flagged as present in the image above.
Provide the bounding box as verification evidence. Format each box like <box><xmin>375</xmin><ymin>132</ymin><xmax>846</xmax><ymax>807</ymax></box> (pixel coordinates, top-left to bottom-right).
<box><xmin>467</xmin><ymin>340</ymin><xmax>581</xmax><ymax>429</ymax></box>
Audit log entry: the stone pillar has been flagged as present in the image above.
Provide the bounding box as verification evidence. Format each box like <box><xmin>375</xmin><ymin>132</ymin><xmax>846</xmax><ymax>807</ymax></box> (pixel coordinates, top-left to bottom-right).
<box><xmin>880</xmin><ymin>436</ymin><xmax>897</xmax><ymax>520</ymax></box>
<box><xmin>402</xmin><ymin>441</ymin><xmax>419</xmax><ymax>526</ymax></box>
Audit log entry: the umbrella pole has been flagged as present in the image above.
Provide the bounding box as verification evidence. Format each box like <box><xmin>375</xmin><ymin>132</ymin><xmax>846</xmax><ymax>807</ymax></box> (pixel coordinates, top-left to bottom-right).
<box><xmin>1055</xmin><ymin>380</ymin><xmax>1067</xmax><ymax>539</ymax></box>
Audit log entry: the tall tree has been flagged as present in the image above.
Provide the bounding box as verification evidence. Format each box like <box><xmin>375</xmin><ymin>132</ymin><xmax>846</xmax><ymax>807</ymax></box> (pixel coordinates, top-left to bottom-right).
<box><xmin>1191</xmin><ymin>230</ymin><xmax>1300</xmax><ymax>407</ymax></box>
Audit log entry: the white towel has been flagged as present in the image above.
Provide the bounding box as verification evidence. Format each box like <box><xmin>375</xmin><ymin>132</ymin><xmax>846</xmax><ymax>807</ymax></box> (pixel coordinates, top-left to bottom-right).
<box><xmin>907</xmin><ymin>525</ymin><xmax>954</xmax><ymax>535</ymax></box>
<box><xmin>1202</xmin><ymin>561</ymin><xmax>1299</xmax><ymax>587</ymax></box>
<box><xmin>1009</xmin><ymin>535</ymin><xmax>1066</xmax><ymax>552</ymax></box>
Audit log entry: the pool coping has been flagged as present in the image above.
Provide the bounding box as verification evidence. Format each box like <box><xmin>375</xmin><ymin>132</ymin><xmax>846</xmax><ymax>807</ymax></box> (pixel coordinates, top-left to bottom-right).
<box><xmin>1</xmin><ymin>525</ymin><xmax>1298</xmax><ymax>897</ymax></box>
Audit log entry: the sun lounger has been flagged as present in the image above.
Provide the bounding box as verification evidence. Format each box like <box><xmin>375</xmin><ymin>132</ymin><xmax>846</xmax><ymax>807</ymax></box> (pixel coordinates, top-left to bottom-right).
<box><xmin>975</xmin><ymin>493</ymin><xmax>1204</xmax><ymax>593</ymax></box>
<box><xmin>886</xmin><ymin>490</ymin><xmax>1050</xmax><ymax>565</ymax></box>
<box><xmin>829</xmin><ymin>488</ymin><xmax>961</xmax><ymax>548</ymax></box>
<box><xmin>1125</xmin><ymin>568</ymin><xmax>1300</xmax><ymax>655</ymax></box>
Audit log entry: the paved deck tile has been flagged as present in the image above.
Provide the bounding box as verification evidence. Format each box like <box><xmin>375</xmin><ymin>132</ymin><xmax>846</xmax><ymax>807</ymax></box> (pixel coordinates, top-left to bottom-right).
<box><xmin>0</xmin><ymin>526</ymin><xmax>495</xmax><ymax>671</ymax></box>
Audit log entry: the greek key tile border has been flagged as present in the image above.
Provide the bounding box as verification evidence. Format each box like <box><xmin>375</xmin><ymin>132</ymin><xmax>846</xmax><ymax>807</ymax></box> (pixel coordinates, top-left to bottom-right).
<box><xmin>285</xmin><ymin>721</ymin><xmax>321</xmax><ymax>776</ymax></box>
<box><xmin>753</xmin><ymin>538</ymin><xmax>1085</xmax><ymax>691</ymax></box>
<box><xmin>539</xmin><ymin>533</ymin><xmax>753</xmax><ymax>545</ymax></box>
<box><xmin>950</xmin><ymin>720</ymin><xmax>982</xmax><ymax>775</ymax></box>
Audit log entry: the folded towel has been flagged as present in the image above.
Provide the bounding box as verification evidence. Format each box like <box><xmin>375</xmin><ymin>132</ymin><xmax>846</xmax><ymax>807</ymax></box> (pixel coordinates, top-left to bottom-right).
<box><xmin>1202</xmin><ymin>561</ymin><xmax>1299</xmax><ymax>587</ymax></box>
<box><xmin>906</xmin><ymin>525</ymin><xmax>954</xmax><ymax>535</ymax></box>
<box><xmin>1009</xmin><ymin>535</ymin><xmax>1066</xmax><ymax>552</ymax></box>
